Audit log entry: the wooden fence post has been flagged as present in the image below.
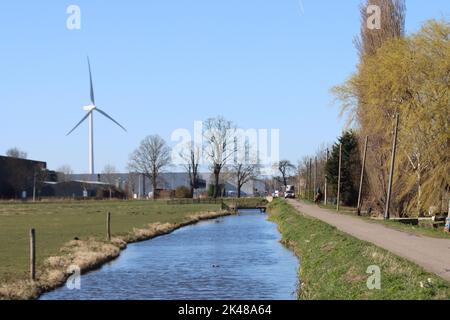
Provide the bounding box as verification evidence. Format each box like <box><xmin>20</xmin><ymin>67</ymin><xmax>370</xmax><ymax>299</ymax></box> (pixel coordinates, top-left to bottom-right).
<box><xmin>30</xmin><ymin>228</ymin><xmax>36</xmax><ymax>281</ymax></box>
<box><xmin>106</xmin><ymin>212</ymin><xmax>111</xmax><ymax>241</ymax></box>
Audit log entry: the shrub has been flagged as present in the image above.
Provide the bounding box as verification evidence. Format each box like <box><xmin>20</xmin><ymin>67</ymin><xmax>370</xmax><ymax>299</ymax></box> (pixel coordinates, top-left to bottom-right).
<box><xmin>175</xmin><ymin>186</ymin><xmax>192</xmax><ymax>199</ymax></box>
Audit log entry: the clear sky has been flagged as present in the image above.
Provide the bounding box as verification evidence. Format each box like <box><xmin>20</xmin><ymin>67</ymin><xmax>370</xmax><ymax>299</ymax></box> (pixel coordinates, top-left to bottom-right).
<box><xmin>0</xmin><ymin>1</ymin><xmax>448</xmax><ymax>173</ymax></box>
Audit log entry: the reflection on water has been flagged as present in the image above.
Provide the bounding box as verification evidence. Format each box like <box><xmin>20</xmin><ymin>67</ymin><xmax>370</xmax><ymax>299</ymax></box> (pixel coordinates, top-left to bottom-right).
<box><xmin>40</xmin><ymin>209</ymin><xmax>299</xmax><ymax>300</ymax></box>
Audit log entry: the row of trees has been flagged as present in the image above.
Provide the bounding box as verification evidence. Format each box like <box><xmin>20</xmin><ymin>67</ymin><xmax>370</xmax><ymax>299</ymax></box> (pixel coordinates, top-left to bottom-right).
<box><xmin>297</xmin><ymin>1</ymin><xmax>449</xmax><ymax>217</ymax></box>
<box><xmin>4</xmin><ymin>116</ymin><xmax>262</xmax><ymax>200</ymax></box>
<box><xmin>127</xmin><ymin>116</ymin><xmax>260</xmax><ymax>199</ymax></box>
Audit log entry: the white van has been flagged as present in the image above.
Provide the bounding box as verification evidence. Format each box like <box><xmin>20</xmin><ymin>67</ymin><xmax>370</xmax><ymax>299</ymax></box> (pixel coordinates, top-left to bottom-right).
<box><xmin>285</xmin><ymin>185</ymin><xmax>295</xmax><ymax>199</ymax></box>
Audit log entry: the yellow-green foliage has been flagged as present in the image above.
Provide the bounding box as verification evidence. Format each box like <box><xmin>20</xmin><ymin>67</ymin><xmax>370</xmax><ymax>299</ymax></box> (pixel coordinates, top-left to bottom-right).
<box><xmin>333</xmin><ymin>20</ymin><xmax>450</xmax><ymax>215</ymax></box>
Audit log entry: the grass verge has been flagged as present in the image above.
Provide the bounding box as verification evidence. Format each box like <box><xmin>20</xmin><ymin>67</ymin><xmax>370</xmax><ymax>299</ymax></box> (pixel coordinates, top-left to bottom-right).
<box><xmin>268</xmin><ymin>199</ymin><xmax>450</xmax><ymax>300</ymax></box>
<box><xmin>298</xmin><ymin>198</ymin><xmax>450</xmax><ymax>239</ymax></box>
<box><xmin>0</xmin><ymin>200</ymin><xmax>227</xmax><ymax>300</ymax></box>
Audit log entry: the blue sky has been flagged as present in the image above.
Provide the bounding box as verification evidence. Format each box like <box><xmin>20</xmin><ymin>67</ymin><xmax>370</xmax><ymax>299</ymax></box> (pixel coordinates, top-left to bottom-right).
<box><xmin>0</xmin><ymin>1</ymin><xmax>448</xmax><ymax>173</ymax></box>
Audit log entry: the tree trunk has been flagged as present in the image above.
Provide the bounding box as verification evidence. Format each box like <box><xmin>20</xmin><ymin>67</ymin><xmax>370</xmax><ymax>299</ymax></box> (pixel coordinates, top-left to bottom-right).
<box><xmin>214</xmin><ymin>172</ymin><xmax>220</xmax><ymax>199</ymax></box>
<box><xmin>152</xmin><ymin>175</ymin><xmax>157</xmax><ymax>200</ymax></box>
<box><xmin>417</xmin><ymin>170</ymin><xmax>423</xmax><ymax>217</ymax></box>
<box><xmin>237</xmin><ymin>185</ymin><xmax>241</xmax><ymax>198</ymax></box>
<box><xmin>142</xmin><ymin>175</ymin><xmax>146</xmax><ymax>198</ymax></box>
<box><xmin>213</xmin><ymin>163</ymin><xmax>221</xmax><ymax>199</ymax></box>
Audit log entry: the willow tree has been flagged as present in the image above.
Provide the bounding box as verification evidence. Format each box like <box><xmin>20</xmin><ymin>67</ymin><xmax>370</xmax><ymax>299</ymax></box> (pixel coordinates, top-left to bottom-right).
<box><xmin>333</xmin><ymin>0</ymin><xmax>407</xmax><ymax>214</ymax></box>
<box><xmin>333</xmin><ymin>20</ymin><xmax>450</xmax><ymax>216</ymax></box>
<box><xmin>400</xmin><ymin>21</ymin><xmax>450</xmax><ymax>214</ymax></box>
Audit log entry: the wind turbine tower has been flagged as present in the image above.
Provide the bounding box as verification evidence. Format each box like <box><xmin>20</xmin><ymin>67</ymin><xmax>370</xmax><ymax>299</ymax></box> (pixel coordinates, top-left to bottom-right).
<box><xmin>67</xmin><ymin>57</ymin><xmax>127</xmax><ymax>175</ymax></box>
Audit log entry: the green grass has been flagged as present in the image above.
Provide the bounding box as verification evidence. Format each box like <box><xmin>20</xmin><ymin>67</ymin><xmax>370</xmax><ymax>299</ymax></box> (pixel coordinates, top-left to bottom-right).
<box><xmin>268</xmin><ymin>199</ymin><xmax>450</xmax><ymax>300</ymax></box>
<box><xmin>372</xmin><ymin>219</ymin><xmax>450</xmax><ymax>239</ymax></box>
<box><xmin>0</xmin><ymin>200</ymin><xmax>220</xmax><ymax>284</ymax></box>
<box><xmin>297</xmin><ymin>198</ymin><xmax>450</xmax><ymax>239</ymax></box>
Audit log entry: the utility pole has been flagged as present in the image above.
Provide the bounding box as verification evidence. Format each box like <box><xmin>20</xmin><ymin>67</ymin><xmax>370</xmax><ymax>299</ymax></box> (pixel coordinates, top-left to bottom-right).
<box><xmin>385</xmin><ymin>114</ymin><xmax>399</xmax><ymax>220</ymax></box>
<box><xmin>32</xmin><ymin>172</ymin><xmax>36</xmax><ymax>203</ymax></box>
<box><xmin>309</xmin><ymin>158</ymin><xmax>312</xmax><ymax>201</ymax></box>
<box><xmin>357</xmin><ymin>136</ymin><xmax>368</xmax><ymax>215</ymax></box>
<box><xmin>306</xmin><ymin>159</ymin><xmax>309</xmax><ymax>200</ymax></box>
<box><xmin>324</xmin><ymin>148</ymin><xmax>328</xmax><ymax>206</ymax></box>
<box><xmin>314</xmin><ymin>157</ymin><xmax>317</xmax><ymax>196</ymax></box>
<box><xmin>337</xmin><ymin>143</ymin><xmax>342</xmax><ymax>212</ymax></box>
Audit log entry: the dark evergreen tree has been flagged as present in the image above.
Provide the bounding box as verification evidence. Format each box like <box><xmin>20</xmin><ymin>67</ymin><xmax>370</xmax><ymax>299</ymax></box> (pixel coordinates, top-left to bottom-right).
<box><xmin>325</xmin><ymin>131</ymin><xmax>361</xmax><ymax>206</ymax></box>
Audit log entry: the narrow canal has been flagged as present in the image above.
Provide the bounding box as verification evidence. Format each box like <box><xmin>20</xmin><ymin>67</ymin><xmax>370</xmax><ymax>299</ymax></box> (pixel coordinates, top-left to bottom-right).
<box><xmin>40</xmin><ymin>209</ymin><xmax>299</xmax><ymax>300</ymax></box>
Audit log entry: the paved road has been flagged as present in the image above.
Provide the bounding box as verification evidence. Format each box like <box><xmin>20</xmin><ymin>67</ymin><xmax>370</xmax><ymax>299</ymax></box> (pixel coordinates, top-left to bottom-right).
<box><xmin>286</xmin><ymin>199</ymin><xmax>450</xmax><ymax>282</ymax></box>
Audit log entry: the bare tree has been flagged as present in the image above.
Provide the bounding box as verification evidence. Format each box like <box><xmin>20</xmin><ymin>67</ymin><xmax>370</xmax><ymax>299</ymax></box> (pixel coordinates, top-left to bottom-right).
<box><xmin>56</xmin><ymin>165</ymin><xmax>73</xmax><ymax>183</ymax></box>
<box><xmin>232</xmin><ymin>141</ymin><xmax>259</xmax><ymax>198</ymax></box>
<box><xmin>125</xmin><ymin>172</ymin><xmax>140</xmax><ymax>199</ymax></box>
<box><xmin>203</xmin><ymin>116</ymin><xmax>236</xmax><ymax>198</ymax></box>
<box><xmin>179</xmin><ymin>141</ymin><xmax>201</xmax><ymax>198</ymax></box>
<box><xmin>128</xmin><ymin>135</ymin><xmax>171</xmax><ymax>199</ymax></box>
<box><xmin>56</xmin><ymin>165</ymin><xmax>74</xmax><ymax>198</ymax></box>
<box><xmin>102</xmin><ymin>164</ymin><xmax>117</xmax><ymax>200</ymax></box>
<box><xmin>33</xmin><ymin>167</ymin><xmax>48</xmax><ymax>201</ymax></box>
<box><xmin>277</xmin><ymin>160</ymin><xmax>295</xmax><ymax>188</ymax></box>
<box><xmin>6</xmin><ymin>147</ymin><xmax>27</xmax><ymax>159</ymax></box>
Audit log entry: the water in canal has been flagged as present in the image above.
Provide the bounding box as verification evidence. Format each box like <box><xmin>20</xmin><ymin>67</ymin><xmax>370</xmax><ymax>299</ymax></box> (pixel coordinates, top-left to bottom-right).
<box><xmin>40</xmin><ymin>209</ymin><xmax>299</xmax><ymax>300</ymax></box>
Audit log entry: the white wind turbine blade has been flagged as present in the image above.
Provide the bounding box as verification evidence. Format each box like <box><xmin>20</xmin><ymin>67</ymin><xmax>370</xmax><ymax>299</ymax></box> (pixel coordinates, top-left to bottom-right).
<box><xmin>95</xmin><ymin>108</ymin><xmax>127</xmax><ymax>132</ymax></box>
<box><xmin>87</xmin><ymin>56</ymin><xmax>95</xmax><ymax>106</ymax></box>
<box><xmin>66</xmin><ymin>111</ymin><xmax>92</xmax><ymax>136</ymax></box>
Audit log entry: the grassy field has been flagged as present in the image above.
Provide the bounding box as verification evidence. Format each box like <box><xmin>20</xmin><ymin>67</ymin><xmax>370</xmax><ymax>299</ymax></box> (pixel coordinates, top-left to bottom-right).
<box><xmin>299</xmin><ymin>198</ymin><xmax>450</xmax><ymax>239</ymax></box>
<box><xmin>0</xmin><ymin>200</ymin><xmax>221</xmax><ymax>286</ymax></box>
<box><xmin>268</xmin><ymin>199</ymin><xmax>450</xmax><ymax>300</ymax></box>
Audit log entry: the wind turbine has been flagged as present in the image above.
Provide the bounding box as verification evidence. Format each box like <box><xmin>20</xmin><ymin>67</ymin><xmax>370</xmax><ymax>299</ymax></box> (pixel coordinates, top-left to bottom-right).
<box><xmin>67</xmin><ymin>57</ymin><xmax>127</xmax><ymax>175</ymax></box>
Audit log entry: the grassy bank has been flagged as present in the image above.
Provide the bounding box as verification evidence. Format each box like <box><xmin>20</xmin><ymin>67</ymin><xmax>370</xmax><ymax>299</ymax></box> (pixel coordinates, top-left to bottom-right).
<box><xmin>268</xmin><ymin>199</ymin><xmax>450</xmax><ymax>300</ymax></box>
<box><xmin>0</xmin><ymin>200</ymin><xmax>226</xmax><ymax>299</ymax></box>
<box><xmin>299</xmin><ymin>198</ymin><xmax>450</xmax><ymax>239</ymax></box>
